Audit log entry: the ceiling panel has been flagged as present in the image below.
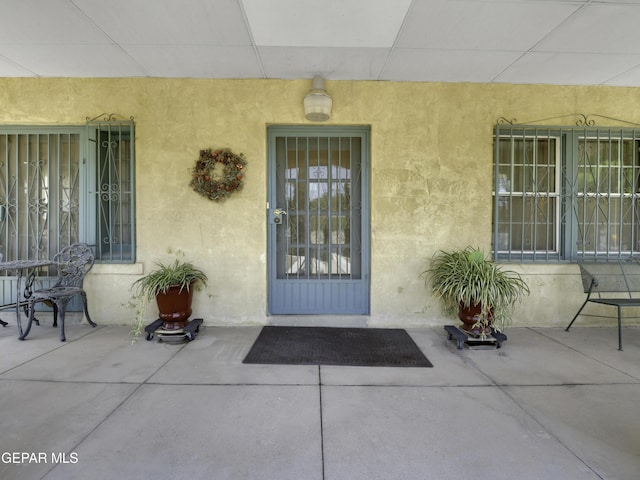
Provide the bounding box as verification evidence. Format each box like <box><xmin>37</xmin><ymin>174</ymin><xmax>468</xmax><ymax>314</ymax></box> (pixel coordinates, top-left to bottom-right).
<box><xmin>0</xmin><ymin>44</ymin><xmax>147</xmax><ymax>77</ymax></box>
<box><xmin>534</xmin><ymin>3</ymin><xmax>640</xmax><ymax>54</ymax></box>
<box><xmin>123</xmin><ymin>45</ymin><xmax>263</xmax><ymax>78</ymax></box>
<box><xmin>72</xmin><ymin>0</ymin><xmax>251</xmax><ymax>45</ymax></box>
<box><xmin>606</xmin><ymin>65</ymin><xmax>640</xmax><ymax>86</ymax></box>
<box><xmin>383</xmin><ymin>49</ymin><xmax>522</xmax><ymax>83</ymax></box>
<box><xmin>0</xmin><ymin>0</ymin><xmax>110</xmax><ymax>44</ymax></box>
<box><xmin>397</xmin><ymin>0</ymin><xmax>581</xmax><ymax>50</ymax></box>
<box><xmin>0</xmin><ymin>56</ymin><xmax>35</xmax><ymax>77</ymax></box>
<box><xmin>495</xmin><ymin>52</ymin><xmax>640</xmax><ymax>85</ymax></box>
<box><xmin>258</xmin><ymin>47</ymin><xmax>390</xmax><ymax>80</ymax></box>
<box><xmin>242</xmin><ymin>0</ymin><xmax>413</xmax><ymax>47</ymax></box>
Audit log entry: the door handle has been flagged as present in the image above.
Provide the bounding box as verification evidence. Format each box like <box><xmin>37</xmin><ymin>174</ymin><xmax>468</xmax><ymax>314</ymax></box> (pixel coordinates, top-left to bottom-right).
<box><xmin>273</xmin><ymin>208</ymin><xmax>287</xmax><ymax>224</ymax></box>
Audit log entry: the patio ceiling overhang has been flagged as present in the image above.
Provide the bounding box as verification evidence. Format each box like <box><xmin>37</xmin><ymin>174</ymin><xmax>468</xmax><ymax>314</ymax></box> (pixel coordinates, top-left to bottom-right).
<box><xmin>0</xmin><ymin>0</ymin><xmax>640</xmax><ymax>87</ymax></box>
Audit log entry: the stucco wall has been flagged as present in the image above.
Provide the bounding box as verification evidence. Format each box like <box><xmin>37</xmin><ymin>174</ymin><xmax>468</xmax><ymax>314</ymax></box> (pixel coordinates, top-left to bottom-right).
<box><xmin>2</xmin><ymin>77</ymin><xmax>640</xmax><ymax>329</ymax></box>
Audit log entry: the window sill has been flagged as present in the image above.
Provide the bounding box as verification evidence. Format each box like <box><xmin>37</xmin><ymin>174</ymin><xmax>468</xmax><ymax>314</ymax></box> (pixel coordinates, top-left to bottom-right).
<box><xmin>91</xmin><ymin>263</ymin><xmax>143</xmax><ymax>275</ymax></box>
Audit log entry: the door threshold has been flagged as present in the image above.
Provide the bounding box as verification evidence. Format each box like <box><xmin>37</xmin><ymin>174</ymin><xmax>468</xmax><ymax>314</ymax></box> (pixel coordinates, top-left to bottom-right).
<box><xmin>268</xmin><ymin>315</ymin><xmax>369</xmax><ymax>328</ymax></box>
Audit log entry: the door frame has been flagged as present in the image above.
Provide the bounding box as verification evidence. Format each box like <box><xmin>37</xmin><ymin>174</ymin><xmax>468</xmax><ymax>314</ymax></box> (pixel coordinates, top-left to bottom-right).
<box><xmin>266</xmin><ymin>125</ymin><xmax>371</xmax><ymax>315</ymax></box>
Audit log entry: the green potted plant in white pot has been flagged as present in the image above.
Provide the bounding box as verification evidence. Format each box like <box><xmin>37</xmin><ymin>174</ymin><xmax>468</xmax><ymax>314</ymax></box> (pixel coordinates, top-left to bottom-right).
<box><xmin>423</xmin><ymin>246</ymin><xmax>529</xmax><ymax>336</ymax></box>
<box><xmin>130</xmin><ymin>254</ymin><xmax>208</xmax><ymax>340</ymax></box>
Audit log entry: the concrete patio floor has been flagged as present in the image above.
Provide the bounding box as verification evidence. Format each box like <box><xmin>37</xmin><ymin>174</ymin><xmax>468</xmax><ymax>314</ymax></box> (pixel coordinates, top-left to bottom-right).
<box><xmin>1</xmin><ymin>317</ymin><xmax>639</xmax><ymax>480</ymax></box>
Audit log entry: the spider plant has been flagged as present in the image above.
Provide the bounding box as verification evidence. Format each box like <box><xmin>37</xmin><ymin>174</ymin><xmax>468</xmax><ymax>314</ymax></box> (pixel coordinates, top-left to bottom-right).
<box><xmin>132</xmin><ymin>259</ymin><xmax>208</xmax><ymax>299</ymax></box>
<box><xmin>423</xmin><ymin>247</ymin><xmax>529</xmax><ymax>332</ymax></box>
<box><xmin>129</xmin><ymin>256</ymin><xmax>208</xmax><ymax>340</ymax></box>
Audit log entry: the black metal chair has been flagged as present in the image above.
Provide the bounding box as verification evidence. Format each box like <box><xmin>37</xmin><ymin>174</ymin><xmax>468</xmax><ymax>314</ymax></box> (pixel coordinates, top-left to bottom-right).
<box><xmin>20</xmin><ymin>243</ymin><xmax>97</xmax><ymax>341</ymax></box>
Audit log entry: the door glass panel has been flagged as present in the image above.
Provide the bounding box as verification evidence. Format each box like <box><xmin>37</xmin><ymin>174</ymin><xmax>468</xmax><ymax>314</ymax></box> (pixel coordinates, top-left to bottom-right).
<box><xmin>275</xmin><ymin>135</ymin><xmax>361</xmax><ymax>280</ymax></box>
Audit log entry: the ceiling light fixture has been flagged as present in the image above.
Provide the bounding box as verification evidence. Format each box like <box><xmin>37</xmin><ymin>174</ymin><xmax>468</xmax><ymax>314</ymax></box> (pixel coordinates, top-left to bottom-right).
<box><xmin>303</xmin><ymin>75</ymin><xmax>332</xmax><ymax>122</ymax></box>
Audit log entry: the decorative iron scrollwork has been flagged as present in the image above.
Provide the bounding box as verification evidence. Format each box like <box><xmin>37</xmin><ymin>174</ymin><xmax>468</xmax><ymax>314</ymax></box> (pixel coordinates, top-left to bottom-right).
<box><xmin>496</xmin><ymin>113</ymin><xmax>640</xmax><ymax>127</ymax></box>
<box><xmin>86</xmin><ymin>113</ymin><xmax>135</xmax><ymax>123</ymax></box>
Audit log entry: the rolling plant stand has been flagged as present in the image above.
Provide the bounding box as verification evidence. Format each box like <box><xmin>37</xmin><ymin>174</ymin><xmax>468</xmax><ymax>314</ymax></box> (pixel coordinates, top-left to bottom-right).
<box><xmin>444</xmin><ymin>325</ymin><xmax>507</xmax><ymax>350</ymax></box>
<box><xmin>145</xmin><ymin>318</ymin><xmax>203</xmax><ymax>343</ymax></box>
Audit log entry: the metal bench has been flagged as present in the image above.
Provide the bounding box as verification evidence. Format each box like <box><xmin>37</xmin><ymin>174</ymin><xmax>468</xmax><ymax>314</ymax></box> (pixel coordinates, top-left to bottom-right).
<box><xmin>566</xmin><ymin>261</ymin><xmax>640</xmax><ymax>350</ymax></box>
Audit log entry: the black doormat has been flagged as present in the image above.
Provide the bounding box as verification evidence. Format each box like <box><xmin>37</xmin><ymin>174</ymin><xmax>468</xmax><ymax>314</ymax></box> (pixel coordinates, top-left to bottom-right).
<box><xmin>242</xmin><ymin>326</ymin><xmax>433</xmax><ymax>367</ymax></box>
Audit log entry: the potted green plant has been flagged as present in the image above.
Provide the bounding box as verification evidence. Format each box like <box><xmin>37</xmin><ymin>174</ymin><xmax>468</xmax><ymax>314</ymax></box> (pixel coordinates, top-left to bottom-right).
<box><xmin>130</xmin><ymin>255</ymin><xmax>208</xmax><ymax>339</ymax></box>
<box><xmin>423</xmin><ymin>247</ymin><xmax>529</xmax><ymax>336</ymax></box>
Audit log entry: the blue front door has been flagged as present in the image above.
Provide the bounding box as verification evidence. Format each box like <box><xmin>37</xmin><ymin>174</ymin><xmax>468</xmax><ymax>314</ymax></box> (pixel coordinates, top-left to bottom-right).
<box><xmin>267</xmin><ymin>126</ymin><xmax>370</xmax><ymax>314</ymax></box>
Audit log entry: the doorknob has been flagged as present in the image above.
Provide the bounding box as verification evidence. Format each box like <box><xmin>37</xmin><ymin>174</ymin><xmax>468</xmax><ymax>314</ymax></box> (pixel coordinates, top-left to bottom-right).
<box><xmin>273</xmin><ymin>208</ymin><xmax>287</xmax><ymax>224</ymax></box>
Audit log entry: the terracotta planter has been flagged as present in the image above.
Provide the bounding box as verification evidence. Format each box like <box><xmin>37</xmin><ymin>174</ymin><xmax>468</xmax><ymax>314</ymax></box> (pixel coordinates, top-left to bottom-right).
<box><xmin>155</xmin><ymin>284</ymin><xmax>195</xmax><ymax>330</ymax></box>
<box><xmin>458</xmin><ymin>302</ymin><xmax>492</xmax><ymax>337</ymax></box>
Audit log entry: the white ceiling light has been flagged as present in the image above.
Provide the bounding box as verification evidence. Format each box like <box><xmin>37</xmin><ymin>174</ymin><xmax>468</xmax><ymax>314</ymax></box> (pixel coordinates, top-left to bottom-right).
<box><xmin>303</xmin><ymin>76</ymin><xmax>332</xmax><ymax>122</ymax></box>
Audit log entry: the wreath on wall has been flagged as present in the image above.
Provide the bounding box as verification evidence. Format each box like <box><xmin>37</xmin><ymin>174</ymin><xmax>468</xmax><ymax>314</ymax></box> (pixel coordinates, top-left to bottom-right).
<box><xmin>190</xmin><ymin>148</ymin><xmax>247</xmax><ymax>201</ymax></box>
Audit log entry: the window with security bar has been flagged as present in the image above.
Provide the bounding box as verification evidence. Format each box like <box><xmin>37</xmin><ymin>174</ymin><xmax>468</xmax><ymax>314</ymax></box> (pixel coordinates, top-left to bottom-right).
<box><xmin>0</xmin><ymin>129</ymin><xmax>82</xmax><ymax>265</ymax></box>
<box><xmin>0</xmin><ymin>118</ymin><xmax>135</xmax><ymax>266</ymax></box>
<box><xmin>494</xmin><ymin>124</ymin><xmax>640</xmax><ymax>262</ymax></box>
<box><xmin>86</xmin><ymin>116</ymin><xmax>135</xmax><ymax>263</ymax></box>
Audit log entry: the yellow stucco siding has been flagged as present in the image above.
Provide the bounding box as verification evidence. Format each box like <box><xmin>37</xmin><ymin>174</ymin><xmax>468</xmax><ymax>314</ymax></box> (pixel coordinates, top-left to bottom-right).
<box><xmin>1</xmin><ymin>77</ymin><xmax>639</xmax><ymax>328</ymax></box>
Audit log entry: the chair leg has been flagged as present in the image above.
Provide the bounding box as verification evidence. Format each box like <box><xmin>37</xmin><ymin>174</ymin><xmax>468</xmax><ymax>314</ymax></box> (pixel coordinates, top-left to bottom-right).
<box><xmin>23</xmin><ymin>303</ymin><xmax>40</xmax><ymax>326</ymax></box>
<box><xmin>80</xmin><ymin>292</ymin><xmax>96</xmax><ymax>327</ymax></box>
<box><xmin>57</xmin><ymin>302</ymin><xmax>67</xmax><ymax>342</ymax></box>
<box><xmin>19</xmin><ymin>300</ymin><xmax>38</xmax><ymax>341</ymax></box>
<box><xmin>617</xmin><ymin>305</ymin><xmax>623</xmax><ymax>351</ymax></box>
<box><xmin>566</xmin><ymin>299</ymin><xmax>589</xmax><ymax>331</ymax></box>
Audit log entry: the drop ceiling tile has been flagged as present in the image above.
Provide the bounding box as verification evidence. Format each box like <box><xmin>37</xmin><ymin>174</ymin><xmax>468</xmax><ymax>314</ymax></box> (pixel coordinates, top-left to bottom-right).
<box><xmin>242</xmin><ymin>0</ymin><xmax>412</xmax><ymax>48</ymax></box>
<box><xmin>0</xmin><ymin>55</ymin><xmax>35</xmax><ymax>77</ymax></box>
<box><xmin>381</xmin><ymin>49</ymin><xmax>522</xmax><ymax>83</ymax></box>
<box><xmin>0</xmin><ymin>0</ymin><xmax>111</xmax><ymax>44</ymax></box>
<box><xmin>534</xmin><ymin>3</ymin><xmax>640</xmax><ymax>54</ymax></box>
<box><xmin>73</xmin><ymin>0</ymin><xmax>251</xmax><ymax>45</ymax></box>
<box><xmin>123</xmin><ymin>45</ymin><xmax>263</xmax><ymax>78</ymax></box>
<box><xmin>605</xmin><ymin>64</ymin><xmax>640</xmax><ymax>86</ymax></box>
<box><xmin>1</xmin><ymin>45</ymin><xmax>147</xmax><ymax>77</ymax></box>
<box><xmin>258</xmin><ymin>46</ymin><xmax>389</xmax><ymax>80</ymax></box>
<box><xmin>495</xmin><ymin>52</ymin><xmax>640</xmax><ymax>85</ymax></box>
<box><xmin>398</xmin><ymin>0</ymin><xmax>580</xmax><ymax>50</ymax></box>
